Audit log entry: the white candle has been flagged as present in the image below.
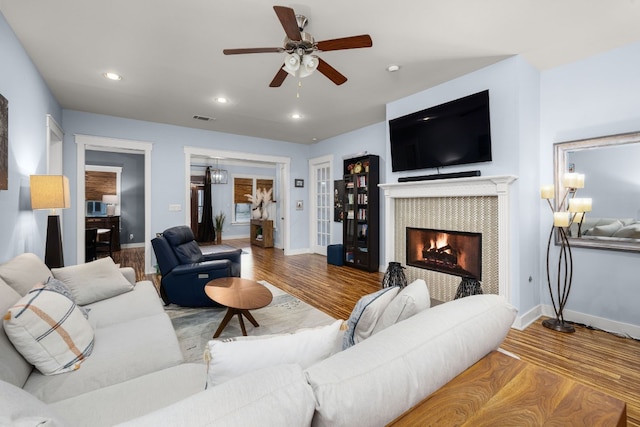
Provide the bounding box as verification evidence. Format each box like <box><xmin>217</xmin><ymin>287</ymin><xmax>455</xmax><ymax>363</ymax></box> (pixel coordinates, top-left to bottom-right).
<box><xmin>568</xmin><ymin>198</ymin><xmax>581</xmax><ymax>212</ymax></box>
<box><xmin>540</xmin><ymin>185</ymin><xmax>554</xmax><ymax>199</ymax></box>
<box><xmin>582</xmin><ymin>198</ymin><xmax>592</xmax><ymax>212</ymax></box>
<box><xmin>553</xmin><ymin>212</ymin><xmax>570</xmax><ymax>227</ymax></box>
<box><xmin>575</xmin><ymin>174</ymin><xmax>585</xmax><ymax>189</ymax></box>
<box><xmin>563</xmin><ymin>173</ymin><xmax>578</xmax><ymax>188</ymax></box>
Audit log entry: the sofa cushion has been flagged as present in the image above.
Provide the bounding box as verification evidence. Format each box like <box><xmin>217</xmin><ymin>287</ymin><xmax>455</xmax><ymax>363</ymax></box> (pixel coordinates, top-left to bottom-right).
<box><xmin>50</xmin><ymin>364</ymin><xmax>204</xmax><ymax>427</ymax></box>
<box><xmin>206</xmin><ymin>320</ymin><xmax>343</xmax><ymax>387</ymax></box>
<box><xmin>372</xmin><ymin>279</ymin><xmax>431</xmax><ymax>334</ymax></box>
<box><xmin>24</xmin><ymin>313</ymin><xmax>184</xmax><ymax>403</ymax></box>
<box><xmin>4</xmin><ymin>286</ymin><xmax>94</xmax><ymax>376</ymax></box>
<box><xmin>612</xmin><ymin>222</ymin><xmax>640</xmax><ymax>239</ymax></box>
<box><xmin>0</xmin><ymin>379</ymin><xmax>68</xmax><ymax>427</ymax></box>
<box><xmin>84</xmin><ymin>281</ymin><xmax>163</xmax><ymax>329</ymax></box>
<box><xmin>0</xmin><ymin>253</ymin><xmax>52</xmax><ymax>296</ymax></box>
<box><xmin>116</xmin><ymin>364</ymin><xmax>316</xmax><ymax>427</ymax></box>
<box><xmin>163</xmin><ymin>226</ymin><xmax>204</xmax><ymax>264</ymax></box>
<box><xmin>342</xmin><ymin>286</ymin><xmax>399</xmax><ymax>349</ymax></box>
<box><xmin>0</xmin><ymin>278</ymin><xmax>33</xmax><ymax>388</ymax></box>
<box><xmin>306</xmin><ymin>294</ymin><xmax>517</xmax><ymax>427</ymax></box>
<box><xmin>584</xmin><ymin>220</ymin><xmax>623</xmax><ymax>237</ymax></box>
<box><xmin>52</xmin><ymin>257</ymin><xmax>134</xmax><ymax>305</ymax></box>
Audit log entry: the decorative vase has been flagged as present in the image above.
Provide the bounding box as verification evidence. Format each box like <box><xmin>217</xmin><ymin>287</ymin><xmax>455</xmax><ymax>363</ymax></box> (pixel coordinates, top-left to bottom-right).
<box><xmin>382</xmin><ymin>262</ymin><xmax>407</xmax><ymax>289</ymax></box>
<box><xmin>216</xmin><ymin>232</ymin><xmax>222</xmax><ymax>245</ymax></box>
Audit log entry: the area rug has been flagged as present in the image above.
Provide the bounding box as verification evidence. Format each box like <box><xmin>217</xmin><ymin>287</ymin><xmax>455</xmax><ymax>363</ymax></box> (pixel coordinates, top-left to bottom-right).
<box><xmin>165</xmin><ymin>281</ymin><xmax>336</xmax><ymax>363</ymax></box>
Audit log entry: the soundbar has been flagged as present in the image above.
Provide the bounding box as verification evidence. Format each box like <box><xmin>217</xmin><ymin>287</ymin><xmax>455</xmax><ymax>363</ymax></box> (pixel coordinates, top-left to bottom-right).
<box><xmin>398</xmin><ymin>170</ymin><xmax>481</xmax><ymax>182</ymax></box>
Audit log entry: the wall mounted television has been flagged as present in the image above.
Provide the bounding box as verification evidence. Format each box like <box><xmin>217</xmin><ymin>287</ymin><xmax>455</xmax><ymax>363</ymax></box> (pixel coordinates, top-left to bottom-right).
<box><xmin>389</xmin><ymin>90</ymin><xmax>492</xmax><ymax>172</ymax></box>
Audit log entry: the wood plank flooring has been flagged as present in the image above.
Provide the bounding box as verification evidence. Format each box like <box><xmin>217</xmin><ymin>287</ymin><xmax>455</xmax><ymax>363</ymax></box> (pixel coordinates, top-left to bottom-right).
<box><xmin>118</xmin><ymin>239</ymin><xmax>640</xmax><ymax>426</ymax></box>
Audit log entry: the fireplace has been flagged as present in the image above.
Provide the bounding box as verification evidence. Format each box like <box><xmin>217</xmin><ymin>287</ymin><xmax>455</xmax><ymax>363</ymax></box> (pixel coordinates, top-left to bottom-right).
<box><xmin>406</xmin><ymin>227</ymin><xmax>482</xmax><ymax>280</ymax></box>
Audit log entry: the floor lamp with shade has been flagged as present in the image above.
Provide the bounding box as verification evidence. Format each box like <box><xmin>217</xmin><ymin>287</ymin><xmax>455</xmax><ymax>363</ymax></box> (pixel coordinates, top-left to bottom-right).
<box><xmin>30</xmin><ymin>175</ymin><xmax>70</xmax><ymax>269</ymax></box>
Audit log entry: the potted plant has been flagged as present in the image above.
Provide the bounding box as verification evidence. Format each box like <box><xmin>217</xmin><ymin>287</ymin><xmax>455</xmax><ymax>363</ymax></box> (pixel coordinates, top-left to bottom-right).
<box><xmin>214</xmin><ymin>211</ymin><xmax>225</xmax><ymax>245</ymax></box>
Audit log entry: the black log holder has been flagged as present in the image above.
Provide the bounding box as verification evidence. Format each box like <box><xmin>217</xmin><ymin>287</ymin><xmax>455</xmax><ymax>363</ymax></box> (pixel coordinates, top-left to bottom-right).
<box><xmin>454</xmin><ymin>277</ymin><xmax>483</xmax><ymax>299</ymax></box>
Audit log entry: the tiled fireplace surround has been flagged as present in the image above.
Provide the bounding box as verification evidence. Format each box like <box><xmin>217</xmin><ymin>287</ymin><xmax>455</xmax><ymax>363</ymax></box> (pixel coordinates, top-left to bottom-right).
<box><xmin>380</xmin><ymin>176</ymin><xmax>517</xmax><ymax>302</ymax></box>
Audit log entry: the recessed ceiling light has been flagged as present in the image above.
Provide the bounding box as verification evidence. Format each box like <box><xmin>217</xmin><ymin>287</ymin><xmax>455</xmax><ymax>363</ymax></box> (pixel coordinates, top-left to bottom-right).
<box><xmin>291</xmin><ymin>113</ymin><xmax>302</xmax><ymax>119</ymax></box>
<box><xmin>103</xmin><ymin>72</ymin><xmax>122</xmax><ymax>81</ymax></box>
<box><xmin>386</xmin><ymin>65</ymin><xmax>400</xmax><ymax>72</ymax></box>
<box><xmin>215</xmin><ymin>97</ymin><xmax>228</xmax><ymax>104</ymax></box>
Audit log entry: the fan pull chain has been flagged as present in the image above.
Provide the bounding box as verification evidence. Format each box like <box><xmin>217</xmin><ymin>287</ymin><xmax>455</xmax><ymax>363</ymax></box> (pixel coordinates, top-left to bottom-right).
<box><xmin>297</xmin><ymin>80</ymin><xmax>302</xmax><ymax>98</ymax></box>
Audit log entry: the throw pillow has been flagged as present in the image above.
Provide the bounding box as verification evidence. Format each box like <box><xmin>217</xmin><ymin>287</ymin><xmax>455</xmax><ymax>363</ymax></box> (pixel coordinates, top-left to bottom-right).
<box><xmin>342</xmin><ymin>286</ymin><xmax>399</xmax><ymax>350</ymax></box>
<box><xmin>39</xmin><ymin>276</ymin><xmax>90</xmax><ymax>319</ymax></box>
<box><xmin>205</xmin><ymin>319</ymin><xmax>343</xmax><ymax>387</ymax></box>
<box><xmin>0</xmin><ymin>379</ymin><xmax>67</xmax><ymax>426</ymax></box>
<box><xmin>4</xmin><ymin>285</ymin><xmax>95</xmax><ymax>375</ymax></box>
<box><xmin>0</xmin><ymin>253</ymin><xmax>52</xmax><ymax>297</ymax></box>
<box><xmin>372</xmin><ymin>279</ymin><xmax>431</xmax><ymax>335</ymax></box>
<box><xmin>51</xmin><ymin>257</ymin><xmax>134</xmax><ymax>305</ymax></box>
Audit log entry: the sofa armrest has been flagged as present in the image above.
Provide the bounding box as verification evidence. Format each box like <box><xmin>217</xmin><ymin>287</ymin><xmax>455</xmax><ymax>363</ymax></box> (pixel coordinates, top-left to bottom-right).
<box><xmin>119</xmin><ymin>267</ymin><xmax>136</xmax><ymax>286</ymax></box>
<box><xmin>169</xmin><ymin>260</ymin><xmax>230</xmax><ymax>277</ymax></box>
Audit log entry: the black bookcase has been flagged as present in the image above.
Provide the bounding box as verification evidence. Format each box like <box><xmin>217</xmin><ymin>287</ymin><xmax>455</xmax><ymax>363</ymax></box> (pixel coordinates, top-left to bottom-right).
<box><xmin>342</xmin><ymin>154</ymin><xmax>379</xmax><ymax>272</ymax></box>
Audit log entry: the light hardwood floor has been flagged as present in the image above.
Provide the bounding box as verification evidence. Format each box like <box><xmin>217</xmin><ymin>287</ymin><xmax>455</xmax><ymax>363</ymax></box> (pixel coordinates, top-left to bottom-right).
<box><xmin>118</xmin><ymin>239</ymin><xmax>640</xmax><ymax>426</ymax></box>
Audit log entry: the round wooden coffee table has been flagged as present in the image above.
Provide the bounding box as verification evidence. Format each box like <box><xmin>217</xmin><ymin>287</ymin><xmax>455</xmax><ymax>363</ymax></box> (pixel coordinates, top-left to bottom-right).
<box><xmin>205</xmin><ymin>277</ymin><xmax>273</xmax><ymax>338</ymax></box>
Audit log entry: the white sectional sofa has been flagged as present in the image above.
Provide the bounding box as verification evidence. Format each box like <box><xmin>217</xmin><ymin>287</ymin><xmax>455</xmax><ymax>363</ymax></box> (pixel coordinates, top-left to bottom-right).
<box><xmin>1</xmin><ymin>253</ymin><xmax>517</xmax><ymax>426</ymax></box>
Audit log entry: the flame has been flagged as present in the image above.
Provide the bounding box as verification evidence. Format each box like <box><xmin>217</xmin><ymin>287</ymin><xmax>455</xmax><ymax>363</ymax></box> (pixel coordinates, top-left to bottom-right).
<box><xmin>427</xmin><ymin>234</ymin><xmax>450</xmax><ymax>252</ymax></box>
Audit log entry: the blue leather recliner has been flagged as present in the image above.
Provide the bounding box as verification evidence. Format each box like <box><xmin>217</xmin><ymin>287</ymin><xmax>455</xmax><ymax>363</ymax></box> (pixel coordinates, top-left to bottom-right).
<box><xmin>151</xmin><ymin>225</ymin><xmax>242</xmax><ymax>307</ymax></box>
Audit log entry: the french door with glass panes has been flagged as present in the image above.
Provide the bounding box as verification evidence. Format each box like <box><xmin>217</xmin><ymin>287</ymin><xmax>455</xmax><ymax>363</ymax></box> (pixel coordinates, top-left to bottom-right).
<box><xmin>309</xmin><ymin>156</ymin><xmax>333</xmax><ymax>255</ymax></box>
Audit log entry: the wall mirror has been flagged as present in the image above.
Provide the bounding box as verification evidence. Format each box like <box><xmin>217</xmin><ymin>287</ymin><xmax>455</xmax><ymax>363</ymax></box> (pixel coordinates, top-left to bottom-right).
<box><xmin>554</xmin><ymin>131</ymin><xmax>640</xmax><ymax>252</ymax></box>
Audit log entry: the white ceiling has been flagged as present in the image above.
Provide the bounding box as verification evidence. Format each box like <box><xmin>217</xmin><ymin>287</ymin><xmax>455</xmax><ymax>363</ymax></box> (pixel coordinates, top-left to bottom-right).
<box><xmin>2</xmin><ymin>0</ymin><xmax>640</xmax><ymax>144</ymax></box>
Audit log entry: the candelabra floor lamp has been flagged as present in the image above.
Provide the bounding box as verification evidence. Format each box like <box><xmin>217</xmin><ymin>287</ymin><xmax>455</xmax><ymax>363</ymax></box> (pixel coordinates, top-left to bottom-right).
<box><xmin>540</xmin><ymin>172</ymin><xmax>592</xmax><ymax>333</ymax></box>
<box><xmin>30</xmin><ymin>175</ymin><xmax>70</xmax><ymax>269</ymax></box>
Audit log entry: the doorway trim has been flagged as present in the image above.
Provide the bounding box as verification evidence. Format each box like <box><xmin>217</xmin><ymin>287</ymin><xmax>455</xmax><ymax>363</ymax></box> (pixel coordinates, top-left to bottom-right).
<box><xmin>75</xmin><ymin>134</ymin><xmax>153</xmax><ymax>272</ymax></box>
<box><xmin>184</xmin><ymin>146</ymin><xmax>291</xmax><ymax>254</ymax></box>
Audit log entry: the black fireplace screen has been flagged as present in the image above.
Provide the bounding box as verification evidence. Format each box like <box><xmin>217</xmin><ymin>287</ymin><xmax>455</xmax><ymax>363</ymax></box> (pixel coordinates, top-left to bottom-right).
<box><xmin>406</xmin><ymin>227</ymin><xmax>482</xmax><ymax>280</ymax></box>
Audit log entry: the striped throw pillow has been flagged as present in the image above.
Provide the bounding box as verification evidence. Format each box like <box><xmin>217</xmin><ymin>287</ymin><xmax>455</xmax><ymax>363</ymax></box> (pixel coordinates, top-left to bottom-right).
<box><xmin>3</xmin><ymin>285</ymin><xmax>94</xmax><ymax>375</ymax></box>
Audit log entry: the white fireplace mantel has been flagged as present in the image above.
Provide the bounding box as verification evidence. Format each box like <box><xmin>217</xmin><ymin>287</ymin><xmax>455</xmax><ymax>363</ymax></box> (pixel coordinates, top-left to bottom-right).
<box><xmin>379</xmin><ymin>175</ymin><xmax>518</xmax><ymax>301</ymax></box>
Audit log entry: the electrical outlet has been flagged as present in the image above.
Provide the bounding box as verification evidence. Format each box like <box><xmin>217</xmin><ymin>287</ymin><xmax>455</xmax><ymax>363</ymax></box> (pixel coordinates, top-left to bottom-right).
<box><xmin>169</xmin><ymin>204</ymin><xmax>182</xmax><ymax>212</ymax></box>
<box><xmin>129</xmin><ymin>233</ymin><xmax>134</xmax><ymax>240</ymax></box>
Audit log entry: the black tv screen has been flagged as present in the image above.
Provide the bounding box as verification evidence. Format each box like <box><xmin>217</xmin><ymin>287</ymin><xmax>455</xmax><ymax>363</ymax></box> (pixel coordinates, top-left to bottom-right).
<box><xmin>389</xmin><ymin>90</ymin><xmax>492</xmax><ymax>172</ymax></box>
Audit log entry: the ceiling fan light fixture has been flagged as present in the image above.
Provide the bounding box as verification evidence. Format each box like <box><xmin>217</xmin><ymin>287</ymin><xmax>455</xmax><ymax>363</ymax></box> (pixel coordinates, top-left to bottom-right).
<box><xmin>299</xmin><ymin>54</ymin><xmax>319</xmax><ymax>78</ymax></box>
<box><xmin>283</xmin><ymin>53</ymin><xmax>301</xmax><ymax>76</ymax></box>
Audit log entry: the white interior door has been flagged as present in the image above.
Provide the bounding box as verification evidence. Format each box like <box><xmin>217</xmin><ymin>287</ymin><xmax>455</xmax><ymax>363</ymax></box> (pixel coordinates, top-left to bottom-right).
<box><xmin>309</xmin><ymin>155</ymin><xmax>333</xmax><ymax>256</ymax></box>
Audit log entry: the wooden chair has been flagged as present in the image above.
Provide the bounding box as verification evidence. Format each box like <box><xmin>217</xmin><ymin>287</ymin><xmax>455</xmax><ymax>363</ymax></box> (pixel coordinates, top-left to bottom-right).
<box><xmin>85</xmin><ymin>228</ymin><xmax>98</xmax><ymax>262</ymax></box>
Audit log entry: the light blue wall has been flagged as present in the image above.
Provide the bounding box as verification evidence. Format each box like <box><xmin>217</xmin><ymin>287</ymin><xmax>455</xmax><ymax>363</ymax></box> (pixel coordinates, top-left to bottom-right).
<box><xmin>0</xmin><ymin>12</ymin><xmax>62</xmax><ymax>261</ymax></box>
<box><xmin>540</xmin><ymin>40</ymin><xmax>640</xmax><ymax>327</ymax></box>
<box><xmin>61</xmin><ymin>110</ymin><xmax>310</xmax><ymax>263</ymax></box>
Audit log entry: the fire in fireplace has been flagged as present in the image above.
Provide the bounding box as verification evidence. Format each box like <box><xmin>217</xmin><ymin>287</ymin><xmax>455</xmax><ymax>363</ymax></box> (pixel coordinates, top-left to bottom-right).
<box><xmin>406</xmin><ymin>227</ymin><xmax>482</xmax><ymax>280</ymax></box>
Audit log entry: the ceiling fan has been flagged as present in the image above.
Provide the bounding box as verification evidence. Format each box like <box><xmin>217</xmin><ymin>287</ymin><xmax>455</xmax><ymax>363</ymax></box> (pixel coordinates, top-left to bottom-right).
<box><xmin>223</xmin><ymin>6</ymin><xmax>373</xmax><ymax>87</ymax></box>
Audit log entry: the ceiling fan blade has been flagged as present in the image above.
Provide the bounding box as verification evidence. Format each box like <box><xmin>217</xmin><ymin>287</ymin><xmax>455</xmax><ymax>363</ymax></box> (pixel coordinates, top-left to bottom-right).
<box><xmin>269</xmin><ymin>68</ymin><xmax>288</xmax><ymax>87</ymax></box>
<box><xmin>317</xmin><ymin>58</ymin><xmax>347</xmax><ymax>85</ymax></box>
<box><xmin>223</xmin><ymin>47</ymin><xmax>283</xmax><ymax>55</ymax></box>
<box><xmin>273</xmin><ymin>6</ymin><xmax>302</xmax><ymax>41</ymax></box>
<box><xmin>316</xmin><ymin>35</ymin><xmax>373</xmax><ymax>52</ymax></box>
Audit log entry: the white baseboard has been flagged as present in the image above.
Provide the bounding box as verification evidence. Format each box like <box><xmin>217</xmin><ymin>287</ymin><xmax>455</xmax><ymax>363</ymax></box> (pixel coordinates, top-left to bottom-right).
<box><xmin>514</xmin><ymin>304</ymin><xmax>640</xmax><ymax>340</ymax></box>
<box><xmin>511</xmin><ymin>304</ymin><xmax>543</xmax><ymax>330</ymax></box>
<box><xmin>285</xmin><ymin>248</ymin><xmax>311</xmax><ymax>256</ymax></box>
